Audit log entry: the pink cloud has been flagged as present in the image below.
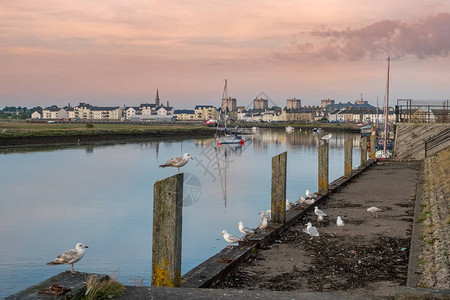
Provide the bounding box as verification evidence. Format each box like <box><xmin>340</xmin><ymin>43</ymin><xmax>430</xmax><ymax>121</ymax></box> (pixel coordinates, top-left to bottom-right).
<box><xmin>285</xmin><ymin>13</ymin><xmax>450</xmax><ymax>60</ymax></box>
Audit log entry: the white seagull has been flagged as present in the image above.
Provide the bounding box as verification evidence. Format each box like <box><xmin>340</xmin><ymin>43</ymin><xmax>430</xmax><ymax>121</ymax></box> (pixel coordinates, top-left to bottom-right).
<box><xmin>47</xmin><ymin>243</ymin><xmax>88</xmax><ymax>274</ymax></box>
<box><xmin>297</xmin><ymin>196</ymin><xmax>306</xmax><ymax>205</ymax></box>
<box><xmin>367</xmin><ymin>206</ymin><xmax>382</xmax><ymax>217</ymax></box>
<box><xmin>258</xmin><ymin>217</ymin><xmax>269</xmax><ymax>234</ymax></box>
<box><xmin>286</xmin><ymin>199</ymin><xmax>294</xmax><ymax>209</ymax></box>
<box><xmin>317</xmin><ymin>214</ymin><xmax>324</xmax><ymax>225</ymax></box>
<box><xmin>159</xmin><ymin>153</ymin><xmax>193</xmax><ymax>174</ymax></box>
<box><xmin>314</xmin><ymin>206</ymin><xmax>327</xmax><ymax>217</ymax></box>
<box><xmin>266</xmin><ymin>210</ymin><xmax>272</xmax><ymax>222</ymax></box>
<box><xmin>237</xmin><ymin>221</ymin><xmax>254</xmax><ymax>235</ymax></box>
<box><xmin>305</xmin><ymin>222</ymin><xmax>319</xmax><ymax>239</ymax></box>
<box><xmin>337</xmin><ymin>216</ymin><xmax>345</xmax><ymax>231</ymax></box>
<box><xmin>222</xmin><ymin>230</ymin><xmax>241</xmax><ymax>248</ymax></box>
<box><xmin>321</xmin><ymin>134</ymin><xmax>332</xmax><ymax>141</ymax></box>
<box><xmin>305</xmin><ymin>198</ymin><xmax>316</xmax><ymax>205</ymax></box>
<box><xmin>305</xmin><ymin>190</ymin><xmax>317</xmax><ymax>199</ymax></box>
<box><xmin>259</xmin><ymin>211</ymin><xmax>269</xmax><ymax>221</ymax></box>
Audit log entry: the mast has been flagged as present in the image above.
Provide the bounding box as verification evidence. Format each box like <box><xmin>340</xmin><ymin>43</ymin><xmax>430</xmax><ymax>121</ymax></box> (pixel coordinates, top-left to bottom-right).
<box><xmin>384</xmin><ymin>57</ymin><xmax>390</xmax><ymax>156</ymax></box>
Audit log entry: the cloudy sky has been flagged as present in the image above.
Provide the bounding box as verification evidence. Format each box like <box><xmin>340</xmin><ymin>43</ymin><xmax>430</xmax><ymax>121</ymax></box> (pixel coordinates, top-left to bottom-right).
<box><xmin>1</xmin><ymin>0</ymin><xmax>449</xmax><ymax>108</ymax></box>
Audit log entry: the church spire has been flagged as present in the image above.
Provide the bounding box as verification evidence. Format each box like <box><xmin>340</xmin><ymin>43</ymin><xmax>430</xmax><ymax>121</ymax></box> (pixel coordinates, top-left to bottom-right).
<box><xmin>155</xmin><ymin>89</ymin><xmax>160</xmax><ymax>106</ymax></box>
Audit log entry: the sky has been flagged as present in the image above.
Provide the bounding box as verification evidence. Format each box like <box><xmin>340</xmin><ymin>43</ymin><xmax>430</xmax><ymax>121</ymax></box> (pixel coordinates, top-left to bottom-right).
<box><xmin>1</xmin><ymin>0</ymin><xmax>449</xmax><ymax>109</ymax></box>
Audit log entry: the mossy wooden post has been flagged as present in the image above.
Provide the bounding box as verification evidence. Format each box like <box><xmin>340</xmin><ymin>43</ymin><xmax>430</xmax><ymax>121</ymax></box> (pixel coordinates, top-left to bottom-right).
<box><xmin>152</xmin><ymin>174</ymin><xmax>183</xmax><ymax>287</ymax></box>
<box><xmin>360</xmin><ymin>136</ymin><xmax>368</xmax><ymax>167</ymax></box>
<box><xmin>344</xmin><ymin>138</ymin><xmax>353</xmax><ymax>178</ymax></box>
<box><xmin>318</xmin><ymin>141</ymin><xmax>329</xmax><ymax>195</ymax></box>
<box><xmin>271</xmin><ymin>152</ymin><xmax>287</xmax><ymax>224</ymax></box>
<box><xmin>369</xmin><ymin>133</ymin><xmax>376</xmax><ymax>159</ymax></box>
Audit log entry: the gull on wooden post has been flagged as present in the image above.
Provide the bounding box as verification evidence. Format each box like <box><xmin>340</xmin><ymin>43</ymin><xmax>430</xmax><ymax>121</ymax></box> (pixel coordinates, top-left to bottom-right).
<box><xmin>337</xmin><ymin>216</ymin><xmax>345</xmax><ymax>232</ymax></box>
<box><xmin>321</xmin><ymin>134</ymin><xmax>332</xmax><ymax>141</ymax></box>
<box><xmin>286</xmin><ymin>199</ymin><xmax>294</xmax><ymax>209</ymax></box>
<box><xmin>222</xmin><ymin>230</ymin><xmax>241</xmax><ymax>248</ymax></box>
<box><xmin>297</xmin><ymin>196</ymin><xmax>306</xmax><ymax>205</ymax></box>
<box><xmin>47</xmin><ymin>243</ymin><xmax>88</xmax><ymax>274</ymax></box>
<box><xmin>237</xmin><ymin>221</ymin><xmax>254</xmax><ymax>236</ymax></box>
<box><xmin>159</xmin><ymin>153</ymin><xmax>193</xmax><ymax>174</ymax></box>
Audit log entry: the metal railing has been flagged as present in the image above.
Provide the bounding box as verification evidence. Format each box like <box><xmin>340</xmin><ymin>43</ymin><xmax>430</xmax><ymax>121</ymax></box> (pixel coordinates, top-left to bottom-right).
<box><xmin>396</xmin><ymin>99</ymin><xmax>449</xmax><ymax>123</ymax></box>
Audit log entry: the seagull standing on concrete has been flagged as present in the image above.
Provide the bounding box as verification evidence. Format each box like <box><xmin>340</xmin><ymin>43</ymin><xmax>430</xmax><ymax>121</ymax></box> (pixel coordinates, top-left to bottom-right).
<box><xmin>258</xmin><ymin>217</ymin><xmax>268</xmax><ymax>234</ymax></box>
<box><xmin>367</xmin><ymin>206</ymin><xmax>382</xmax><ymax>217</ymax></box>
<box><xmin>305</xmin><ymin>222</ymin><xmax>319</xmax><ymax>239</ymax></box>
<box><xmin>159</xmin><ymin>153</ymin><xmax>193</xmax><ymax>174</ymax></box>
<box><xmin>47</xmin><ymin>243</ymin><xmax>88</xmax><ymax>274</ymax></box>
<box><xmin>222</xmin><ymin>230</ymin><xmax>241</xmax><ymax>248</ymax></box>
<box><xmin>314</xmin><ymin>206</ymin><xmax>327</xmax><ymax>217</ymax></box>
<box><xmin>237</xmin><ymin>221</ymin><xmax>254</xmax><ymax>235</ymax></box>
<box><xmin>337</xmin><ymin>216</ymin><xmax>345</xmax><ymax>231</ymax></box>
<box><xmin>317</xmin><ymin>215</ymin><xmax>324</xmax><ymax>225</ymax></box>
<box><xmin>305</xmin><ymin>190</ymin><xmax>317</xmax><ymax>199</ymax></box>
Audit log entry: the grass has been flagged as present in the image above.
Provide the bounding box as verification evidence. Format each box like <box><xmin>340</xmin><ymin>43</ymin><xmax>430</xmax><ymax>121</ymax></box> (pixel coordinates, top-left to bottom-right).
<box><xmin>82</xmin><ymin>274</ymin><xmax>125</xmax><ymax>300</ymax></box>
<box><xmin>0</xmin><ymin>120</ymin><xmax>215</xmax><ymax>138</ymax></box>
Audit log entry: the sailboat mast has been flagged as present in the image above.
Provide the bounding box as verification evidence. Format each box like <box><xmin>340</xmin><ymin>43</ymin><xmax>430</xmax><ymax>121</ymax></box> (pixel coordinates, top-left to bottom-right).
<box><xmin>384</xmin><ymin>57</ymin><xmax>390</xmax><ymax>156</ymax></box>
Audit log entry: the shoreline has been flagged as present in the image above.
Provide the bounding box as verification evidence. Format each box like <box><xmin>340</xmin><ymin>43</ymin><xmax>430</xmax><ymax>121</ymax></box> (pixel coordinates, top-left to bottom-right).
<box><xmin>0</xmin><ymin>121</ymin><xmax>361</xmax><ymax>148</ymax></box>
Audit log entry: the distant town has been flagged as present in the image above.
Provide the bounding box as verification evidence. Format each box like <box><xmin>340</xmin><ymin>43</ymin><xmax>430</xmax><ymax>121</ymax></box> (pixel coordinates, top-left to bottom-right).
<box><xmin>4</xmin><ymin>89</ymin><xmax>437</xmax><ymax>124</ymax></box>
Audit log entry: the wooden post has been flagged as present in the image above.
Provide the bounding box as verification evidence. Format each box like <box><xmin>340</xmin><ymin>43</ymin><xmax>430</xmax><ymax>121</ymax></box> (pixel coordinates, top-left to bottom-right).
<box><xmin>152</xmin><ymin>174</ymin><xmax>183</xmax><ymax>287</ymax></box>
<box><xmin>369</xmin><ymin>133</ymin><xmax>376</xmax><ymax>159</ymax></box>
<box><xmin>361</xmin><ymin>136</ymin><xmax>368</xmax><ymax>167</ymax></box>
<box><xmin>271</xmin><ymin>152</ymin><xmax>287</xmax><ymax>224</ymax></box>
<box><xmin>344</xmin><ymin>138</ymin><xmax>353</xmax><ymax>177</ymax></box>
<box><xmin>318</xmin><ymin>141</ymin><xmax>329</xmax><ymax>195</ymax></box>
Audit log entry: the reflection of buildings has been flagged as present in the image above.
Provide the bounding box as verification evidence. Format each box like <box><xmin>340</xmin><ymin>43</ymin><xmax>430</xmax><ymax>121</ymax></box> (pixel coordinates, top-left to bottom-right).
<box><xmin>215</xmin><ymin>144</ymin><xmax>243</xmax><ymax>208</ymax></box>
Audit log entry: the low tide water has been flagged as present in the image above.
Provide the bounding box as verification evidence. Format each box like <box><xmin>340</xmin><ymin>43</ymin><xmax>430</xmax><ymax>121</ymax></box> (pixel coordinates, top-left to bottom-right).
<box><xmin>0</xmin><ymin>129</ymin><xmax>362</xmax><ymax>297</ymax></box>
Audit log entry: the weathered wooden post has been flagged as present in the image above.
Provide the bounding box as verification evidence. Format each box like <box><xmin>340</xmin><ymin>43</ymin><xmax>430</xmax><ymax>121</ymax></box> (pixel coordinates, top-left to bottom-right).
<box><xmin>271</xmin><ymin>151</ymin><xmax>287</xmax><ymax>224</ymax></box>
<box><xmin>344</xmin><ymin>138</ymin><xmax>353</xmax><ymax>177</ymax></box>
<box><xmin>360</xmin><ymin>136</ymin><xmax>368</xmax><ymax>167</ymax></box>
<box><xmin>318</xmin><ymin>141</ymin><xmax>329</xmax><ymax>195</ymax></box>
<box><xmin>152</xmin><ymin>174</ymin><xmax>183</xmax><ymax>287</ymax></box>
<box><xmin>369</xmin><ymin>133</ymin><xmax>376</xmax><ymax>159</ymax></box>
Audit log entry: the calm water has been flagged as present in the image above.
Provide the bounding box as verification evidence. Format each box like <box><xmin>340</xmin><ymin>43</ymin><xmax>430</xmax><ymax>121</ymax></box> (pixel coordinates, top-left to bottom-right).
<box><xmin>0</xmin><ymin>129</ymin><xmax>362</xmax><ymax>297</ymax></box>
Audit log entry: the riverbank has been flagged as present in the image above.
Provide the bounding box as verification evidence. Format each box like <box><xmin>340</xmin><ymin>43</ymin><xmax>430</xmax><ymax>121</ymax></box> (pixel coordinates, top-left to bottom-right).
<box><xmin>0</xmin><ymin>120</ymin><xmax>360</xmax><ymax>147</ymax></box>
<box><xmin>0</xmin><ymin>122</ymin><xmax>216</xmax><ymax>147</ymax></box>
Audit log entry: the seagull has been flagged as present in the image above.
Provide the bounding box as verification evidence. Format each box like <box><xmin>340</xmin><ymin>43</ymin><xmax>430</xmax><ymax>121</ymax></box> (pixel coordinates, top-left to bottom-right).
<box><xmin>321</xmin><ymin>134</ymin><xmax>332</xmax><ymax>141</ymax></box>
<box><xmin>266</xmin><ymin>210</ymin><xmax>272</xmax><ymax>222</ymax></box>
<box><xmin>305</xmin><ymin>198</ymin><xmax>315</xmax><ymax>205</ymax></box>
<box><xmin>47</xmin><ymin>243</ymin><xmax>88</xmax><ymax>274</ymax></box>
<box><xmin>2</xmin><ymin>129</ymin><xmax>6</xmax><ymax>133</ymax></box>
<box><xmin>258</xmin><ymin>217</ymin><xmax>269</xmax><ymax>234</ymax></box>
<box><xmin>259</xmin><ymin>211</ymin><xmax>269</xmax><ymax>221</ymax></box>
<box><xmin>314</xmin><ymin>206</ymin><xmax>327</xmax><ymax>217</ymax></box>
<box><xmin>317</xmin><ymin>215</ymin><xmax>324</xmax><ymax>225</ymax></box>
<box><xmin>367</xmin><ymin>206</ymin><xmax>382</xmax><ymax>217</ymax></box>
<box><xmin>305</xmin><ymin>222</ymin><xmax>319</xmax><ymax>239</ymax></box>
<box><xmin>222</xmin><ymin>230</ymin><xmax>241</xmax><ymax>248</ymax></box>
<box><xmin>286</xmin><ymin>199</ymin><xmax>294</xmax><ymax>209</ymax></box>
<box><xmin>337</xmin><ymin>216</ymin><xmax>345</xmax><ymax>231</ymax></box>
<box><xmin>305</xmin><ymin>190</ymin><xmax>317</xmax><ymax>199</ymax></box>
<box><xmin>297</xmin><ymin>196</ymin><xmax>306</xmax><ymax>205</ymax></box>
<box><xmin>237</xmin><ymin>221</ymin><xmax>254</xmax><ymax>235</ymax></box>
<box><xmin>159</xmin><ymin>153</ymin><xmax>193</xmax><ymax>174</ymax></box>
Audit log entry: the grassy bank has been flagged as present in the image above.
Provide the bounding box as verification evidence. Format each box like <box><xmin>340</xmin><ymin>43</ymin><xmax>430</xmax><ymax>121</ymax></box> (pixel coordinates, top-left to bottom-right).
<box><xmin>0</xmin><ymin>120</ymin><xmax>216</xmax><ymax>147</ymax></box>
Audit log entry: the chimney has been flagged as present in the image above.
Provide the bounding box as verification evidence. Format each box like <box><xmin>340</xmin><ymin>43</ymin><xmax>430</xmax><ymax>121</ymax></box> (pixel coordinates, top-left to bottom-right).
<box><xmin>167</xmin><ymin>101</ymin><xmax>169</xmax><ymax>107</ymax></box>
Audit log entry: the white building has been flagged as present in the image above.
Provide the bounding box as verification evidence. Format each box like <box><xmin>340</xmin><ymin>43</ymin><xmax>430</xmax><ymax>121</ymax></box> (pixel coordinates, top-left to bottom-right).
<box><xmin>42</xmin><ymin>107</ymin><xmax>66</xmax><ymax>119</ymax></box>
<box><xmin>31</xmin><ymin>111</ymin><xmax>42</xmax><ymax>119</ymax></box>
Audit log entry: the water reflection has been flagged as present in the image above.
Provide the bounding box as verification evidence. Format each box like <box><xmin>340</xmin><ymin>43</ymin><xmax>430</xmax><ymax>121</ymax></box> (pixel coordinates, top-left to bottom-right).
<box><xmin>0</xmin><ymin>130</ymin><xmax>362</xmax><ymax>298</ymax></box>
